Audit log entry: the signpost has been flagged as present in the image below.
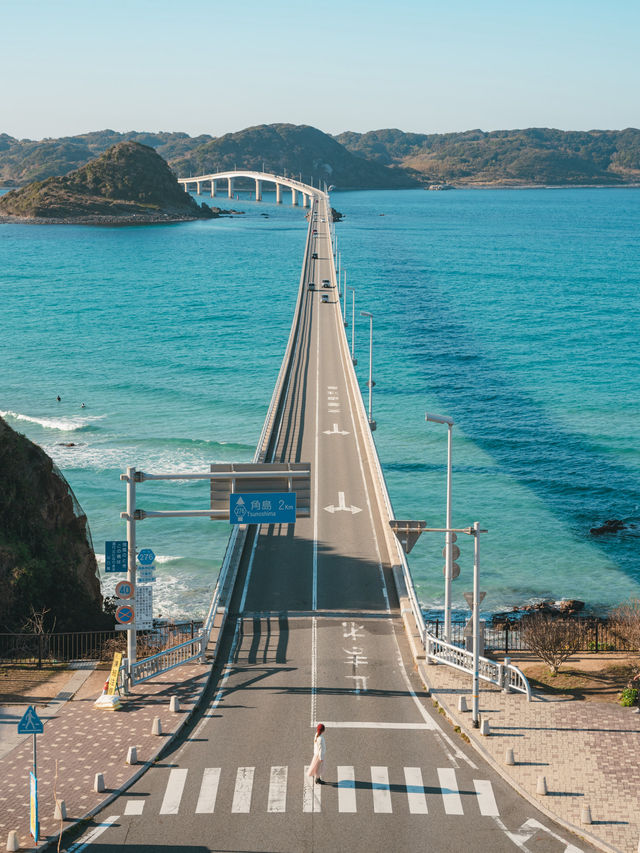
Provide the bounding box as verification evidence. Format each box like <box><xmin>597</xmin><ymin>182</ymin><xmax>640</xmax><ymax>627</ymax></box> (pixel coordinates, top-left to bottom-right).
<box><xmin>105</xmin><ymin>540</ymin><xmax>128</xmax><ymax>573</ymax></box>
<box><xmin>18</xmin><ymin>705</ymin><xmax>43</xmax><ymax>842</ymax></box>
<box><xmin>230</xmin><ymin>492</ymin><xmax>296</xmax><ymax>525</ymax></box>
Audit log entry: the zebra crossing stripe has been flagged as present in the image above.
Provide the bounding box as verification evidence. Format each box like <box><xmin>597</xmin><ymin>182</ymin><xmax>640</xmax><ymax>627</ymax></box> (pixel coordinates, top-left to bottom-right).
<box><xmin>303</xmin><ymin>766</ymin><xmax>321</xmax><ymax>813</ymax></box>
<box><xmin>371</xmin><ymin>766</ymin><xmax>392</xmax><ymax>813</ymax></box>
<box><xmin>160</xmin><ymin>769</ymin><xmax>188</xmax><ymax>815</ymax></box>
<box><xmin>124</xmin><ymin>800</ymin><xmax>144</xmax><ymax>815</ymax></box>
<box><xmin>404</xmin><ymin>767</ymin><xmax>428</xmax><ymax>814</ymax></box>
<box><xmin>437</xmin><ymin>768</ymin><xmax>464</xmax><ymax>815</ymax></box>
<box><xmin>474</xmin><ymin>779</ymin><xmax>499</xmax><ymax>816</ymax></box>
<box><xmin>232</xmin><ymin>766</ymin><xmax>255</xmax><ymax>813</ymax></box>
<box><xmin>268</xmin><ymin>766</ymin><xmax>288</xmax><ymax>813</ymax></box>
<box><xmin>195</xmin><ymin>767</ymin><xmax>221</xmax><ymax>814</ymax></box>
<box><xmin>337</xmin><ymin>765</ymin><xmax>356</xmax><ymax>813</ymax></box>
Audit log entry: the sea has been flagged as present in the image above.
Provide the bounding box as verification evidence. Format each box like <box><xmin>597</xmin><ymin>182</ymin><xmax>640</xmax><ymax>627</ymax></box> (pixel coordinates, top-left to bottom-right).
<box><xmin>1</xmin><ymin>186</ymin><xmax>639</xmax><ymax>621</ymax></box>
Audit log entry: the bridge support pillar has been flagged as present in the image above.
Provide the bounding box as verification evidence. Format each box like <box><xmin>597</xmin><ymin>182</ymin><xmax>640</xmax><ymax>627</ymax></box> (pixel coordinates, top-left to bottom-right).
<box><xmin>228</xmin><ymin>177</ymin><xmax>234</xmax><ymax>199</ymax></box>
<box><xmin>211</xmin><ymin>180</ymin><xmax>216</xmax><ymax>198</ymax></box>
<box><xmin>255</xmin><ymin>179</ymin><xmax>262</xmax><ymax>201</ymax></box>
<box><xmin>276</xmin><ymin>183</ymin><xmax>282</xmax><ymax>204</ymax></box>
<box><xmin>303</xmin><ymin>193</ymin><xmax>309</xmax><ymax>208</ymax></box>
<box><xmin>196</xmin><ymin>181</ymin><xmax>201</xmax><ymax>196</ymax></box>
<box><xmin>291</xmin><ymin>188</ymin><xmax>298</xmax><ymax>206</ymax></box>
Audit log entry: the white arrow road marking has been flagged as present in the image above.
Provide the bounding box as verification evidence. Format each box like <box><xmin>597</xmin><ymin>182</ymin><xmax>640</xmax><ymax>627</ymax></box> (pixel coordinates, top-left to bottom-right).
<box><xmin>324</xmin><ymin>491</ymin><xmax>362</xmax><ymax>514</ymax></box>
<box><xmin>323</xmin><ymin>424</ymin><xmax>349</xmax><ymax>435</ymax></box>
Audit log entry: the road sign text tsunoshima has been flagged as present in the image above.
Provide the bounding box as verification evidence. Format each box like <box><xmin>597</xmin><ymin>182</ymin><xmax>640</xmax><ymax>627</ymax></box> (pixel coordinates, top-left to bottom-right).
<box><xmin>230</xmin><ymin>492</ymin><xmax>296</xmax><ymax>525</ymax></box>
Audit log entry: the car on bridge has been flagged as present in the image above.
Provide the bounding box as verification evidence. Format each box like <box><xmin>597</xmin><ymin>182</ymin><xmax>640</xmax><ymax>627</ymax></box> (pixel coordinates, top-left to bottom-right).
<box><xmin>312</xmin><ymin>252</ymin><xmax>318</xmax><ymax>259</ymax></box>
<box><xmin>308</xmin><ymin>282</ymin><xmax>315</xmax><ymax>290</ymax></box>
<box><xmin>322</xmin><ymin>279</ymin><xmax>331</xmax><ymax>288</ymax></box>
<box><xmin>321</xmin><ymin>294</ymin><xmax>329</xmax><ymax>303</ymax></box>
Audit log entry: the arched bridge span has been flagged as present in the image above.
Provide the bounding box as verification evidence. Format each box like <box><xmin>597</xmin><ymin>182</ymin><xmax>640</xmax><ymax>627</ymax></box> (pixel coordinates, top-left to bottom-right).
<box><xmin>178</xmin><ymin>170</ymin><xmax>327</xmax><ymax>207</ymax></box>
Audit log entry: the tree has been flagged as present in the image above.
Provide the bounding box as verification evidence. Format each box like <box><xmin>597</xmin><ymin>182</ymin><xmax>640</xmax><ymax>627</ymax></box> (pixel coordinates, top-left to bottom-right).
<box><xmin>520</xmin><ymin>614</ymin><xmax>579</xmax><ymax>675</ymax></box>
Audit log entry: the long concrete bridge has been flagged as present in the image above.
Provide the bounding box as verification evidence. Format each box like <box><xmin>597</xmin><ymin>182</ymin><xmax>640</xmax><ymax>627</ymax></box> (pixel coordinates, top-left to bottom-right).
<box><xmin>179</xmin><ymin>170</ymin><xmax>324</xmax><ymax>207</ymax></box>
<box><xmin>75</xmin><ymin>193</ymin><xmax>588</xmax><ymax>853</ymax></box>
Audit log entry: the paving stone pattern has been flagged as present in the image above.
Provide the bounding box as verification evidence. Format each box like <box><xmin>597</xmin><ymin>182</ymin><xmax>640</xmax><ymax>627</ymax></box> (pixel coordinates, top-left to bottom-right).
<box><xmin>0</xmin><ymin>663</ymin><xmax>210</xmax><ymax>849</ymax></box>
<box><xmin>421</xmin><ymin>660</ymin><xmax>640</xmax><ymax>853</ymax></box>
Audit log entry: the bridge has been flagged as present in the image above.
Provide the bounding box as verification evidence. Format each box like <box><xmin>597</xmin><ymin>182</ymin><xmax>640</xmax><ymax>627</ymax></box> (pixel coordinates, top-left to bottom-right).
<box><xmin>179</xmin><ymin>170</ymin><xmax>324</xmax><ymax>207</ymax></box>
<box><xmin>77</xmin><ymin>192</ymin><xmax>569</xmax><ymax>853</ymax></box>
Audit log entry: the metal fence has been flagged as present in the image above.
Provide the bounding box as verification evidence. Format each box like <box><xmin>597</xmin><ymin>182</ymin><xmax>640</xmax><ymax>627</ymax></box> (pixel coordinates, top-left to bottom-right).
<box><xmin>426</xmin><ymin>618</ymin><xmax>630</xmax><ymax>654</ymax></box>
<box><xmin>0</xmin><ymin>621</ymin><xmax>204</xmax><ymax>667</ymax></box>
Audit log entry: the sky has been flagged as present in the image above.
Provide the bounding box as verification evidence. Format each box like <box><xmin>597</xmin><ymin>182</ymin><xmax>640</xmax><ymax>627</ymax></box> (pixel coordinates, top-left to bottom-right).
<box><xmin>2</xmin><ymin>0</ymin><xmax>639</xmax><ymax>140</ymax></box>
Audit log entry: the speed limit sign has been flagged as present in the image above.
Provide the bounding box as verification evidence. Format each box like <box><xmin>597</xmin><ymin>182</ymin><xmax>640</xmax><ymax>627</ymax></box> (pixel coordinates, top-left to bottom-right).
<box><xmin>115</xmin><ymin>580</ymin><xmax>134</xmax><ymax>600</ymax></box>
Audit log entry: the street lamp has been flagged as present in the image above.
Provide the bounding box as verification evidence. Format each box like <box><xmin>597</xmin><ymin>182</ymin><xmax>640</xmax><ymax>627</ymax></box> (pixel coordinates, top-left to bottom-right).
<box><xmin>348</xmin><ymin>287</ymin><xmax>356</xmax><ymax>363</ymax></box>
<box><xmin>360</xmin><ymin>311</ymin><xmax>376</xmax><ymax>431</ymax></box>
<box><xmin>425</xmin><ymin>412</ymin><xmax>454</xmax><ymax>642</ymax></box>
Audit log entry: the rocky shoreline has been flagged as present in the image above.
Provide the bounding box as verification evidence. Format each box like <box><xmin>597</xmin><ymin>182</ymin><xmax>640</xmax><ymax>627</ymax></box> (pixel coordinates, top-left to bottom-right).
<box><xmin>0</xmin><ymin>207</ymin><xmax>243</xmax><ymax>226</ymax></box>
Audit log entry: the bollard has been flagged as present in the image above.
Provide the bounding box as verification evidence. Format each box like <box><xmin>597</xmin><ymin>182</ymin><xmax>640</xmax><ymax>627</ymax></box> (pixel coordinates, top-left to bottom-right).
<box><xmin>151</xmin><ymin>716</ymin><xmax>162</xmax><ymax>736</ymax></box>
<box><xmin>6</xmin><ymin>830</ymin><xmax>19</xmax><ymax>852</ymax></box>
<box><xmin>54</xmin><ymin>799</ymin><xmax>67</xmax><ymax>820</ymax></box>
<box><xmin>94</xmin><ymin>772</ymin><xmax>105</xmax><ymax>793</ymax></box>
<box><xmin>581</xmin><ymin>805</ymin><xmax>592</xmax><ymax>825</ymax></box>
<box><xmin>169</xmin><ymin>696</ymin><xmax>180</xmax><ymax>713</ymax></box>
<box><xmin>480</xmin><ymin>718</ymin><xmax>490</xmax><ymax>736</ymax></box>
<box><xmin>537</xmin><ymin>775</ymin><xmax>548</xmax><ymax>796</ymax></box>
<box><xmin>127</xmin><ymin>746</ymin><xmax>138</xmax><ymax>765</ymax></box>
<box><xmin>504</xmin><ymin>747</ymin><xmax>515</xmax><ymax>766</ymax></box>
<box><xmin>458</xmin><ymin>696</ymin><xmax>468</xmax><ymax>713</ymax></box>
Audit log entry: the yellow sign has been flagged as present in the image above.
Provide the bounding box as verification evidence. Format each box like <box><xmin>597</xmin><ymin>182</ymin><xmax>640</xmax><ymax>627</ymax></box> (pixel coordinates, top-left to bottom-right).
<box><xmin>107</xmin><ymin>651</ymin><xmax>123</xmax><ymax>695</ymax></box>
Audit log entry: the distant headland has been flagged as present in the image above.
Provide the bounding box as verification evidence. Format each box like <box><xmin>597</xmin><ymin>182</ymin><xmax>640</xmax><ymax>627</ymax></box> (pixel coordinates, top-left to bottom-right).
<box><xmin>1</xmin><ymin>123</ymin><xmax>639</xmax><ymax>191</ymax></box>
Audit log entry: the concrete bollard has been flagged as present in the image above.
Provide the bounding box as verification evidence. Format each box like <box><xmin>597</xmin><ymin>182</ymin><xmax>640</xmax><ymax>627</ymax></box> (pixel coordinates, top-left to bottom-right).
<box><xmin>94</xmin><ymin>772</ymin><xmax>105</xmax><ymax>793</ymax></box>
<box><xmin>169</xmin><ymin>696</ymin><xmax>180</xmax><ymax>713</ymax></box>
<box><xmin>458</xmin><ymin>696</ymin><xmax>468</xmax><ymax>713</ymax></box>
<box><xmin>537</xmin><ymin>775</ymin><xmax>548</xmax><ymax>796</ymax></box>
<box><xmin>505</xmin><ymin>747</ymin><xmax>515</xmax><ymax>766</ymax></box>
<box><xmin>127</xmin><ymin>746</ymin><xmax>138</xmax><ymax>765</ymax></box>
<box><xmin>6</xmin><ymin>830</ymin><xmax>19</xmax><ymax>852</ymax></box>
<box><xmin>152</xmin><ymin>716</ymin><xmax>162</xmax><ymax>736</ymax></box>
<box><xmin>581</xmin><ymin>805</ymin><xmax>592</xmax><ymax>824</ymax></box>
<box><xmin>54</xmin><ymin>799</ymin><xmax>67</xmax><ymax>820</ymax></box>
<box><xmin>480</xmin><ymin>718</ymin><xmax>490</xmax><ymax>736</ymax></box>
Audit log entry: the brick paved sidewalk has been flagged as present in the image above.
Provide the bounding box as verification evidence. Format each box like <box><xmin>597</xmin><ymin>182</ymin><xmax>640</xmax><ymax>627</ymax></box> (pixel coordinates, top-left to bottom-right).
<box><xmin>0</xmin><ymin>660</ymin><xmax>211</xmax><ymax>849</ymax></box>
<box><xmin>419</xmin><ymin>659</ymin><xmax>640</xmax><ymax>853</ymax></box>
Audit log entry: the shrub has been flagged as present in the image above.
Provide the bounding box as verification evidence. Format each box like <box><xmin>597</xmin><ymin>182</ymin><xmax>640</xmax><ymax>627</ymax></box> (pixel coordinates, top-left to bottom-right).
<box><xmin>619</xmin><ymin>687</ymin><xmax>639</xmax><ymax>707</ymax></box>
<box><xmin>520</xmin><ymin>613</ymin><xmax>579</xmax><ymax>675</ymax></box>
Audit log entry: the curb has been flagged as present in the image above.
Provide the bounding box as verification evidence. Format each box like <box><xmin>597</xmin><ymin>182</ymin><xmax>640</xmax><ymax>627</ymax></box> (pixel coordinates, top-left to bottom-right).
<box><xmin>40</xmin><ymin>659</ymin><xmax>216</xmax><ymax>851</ymax></box>
<box><xmin>416</xmin><ymin>661</ymin><xmax>624</xmax><ymax>853</ymax></box>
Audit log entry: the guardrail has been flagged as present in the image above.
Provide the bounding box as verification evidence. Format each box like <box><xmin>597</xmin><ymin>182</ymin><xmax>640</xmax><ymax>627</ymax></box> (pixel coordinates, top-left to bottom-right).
<box><xmin>425</xmin><ymin>633</ymin><xmax>531</xmax><ymax>700</ymax></box>
<box><xmin>130</xmin><ymin>635</ymin><xmax>205</xmax><ymax>684</ymax></box>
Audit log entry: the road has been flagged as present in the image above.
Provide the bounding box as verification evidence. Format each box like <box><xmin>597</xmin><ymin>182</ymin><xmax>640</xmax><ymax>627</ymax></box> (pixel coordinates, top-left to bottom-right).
<box><xmin>65</xmin><ymin>197</ymin><xmax>597</xmax><ymax>853</ymax></box>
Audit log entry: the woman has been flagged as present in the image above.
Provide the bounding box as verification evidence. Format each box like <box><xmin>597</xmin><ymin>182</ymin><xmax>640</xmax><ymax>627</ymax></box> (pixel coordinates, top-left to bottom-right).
<box><xmin>308</xmin><ymin>723</ymin><xmax>326</xmax><ymax>784</ymax></box>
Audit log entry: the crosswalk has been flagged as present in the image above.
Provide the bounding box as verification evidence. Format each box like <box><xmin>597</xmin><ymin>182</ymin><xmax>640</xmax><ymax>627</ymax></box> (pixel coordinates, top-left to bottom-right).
<box><xmin>122</xmin><ymin>765</ymin><xmax>500</xmax><ymax>817</ymax></box>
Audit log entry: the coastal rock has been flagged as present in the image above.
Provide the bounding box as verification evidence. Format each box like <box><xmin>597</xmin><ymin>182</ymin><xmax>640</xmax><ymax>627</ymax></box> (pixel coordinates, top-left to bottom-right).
<box><xmin>0</xmin><ymin>415</ymin><xmax>107</xmax><ymax>631</ymax></box>
<box><xmin>590</xmin><ymin>518</ymin><xmax>626</xmax><ymax>535</ymax></box>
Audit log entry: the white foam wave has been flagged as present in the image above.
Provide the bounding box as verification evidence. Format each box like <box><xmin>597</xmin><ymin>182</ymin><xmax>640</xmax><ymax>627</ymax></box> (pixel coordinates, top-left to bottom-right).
<box><xmin>45</xmin><ymin>441</ymin><xmax>236</xmax><ymax>474</ymax></box>
<box><xmin>96</xmin><ymin>553</ymin><xmax>182</xmax><ymax>565</ymax></box>
<box><xmin>1</xmin><ymin>410</ymin><xmax>105</xmax><ymax>432</ymax></box>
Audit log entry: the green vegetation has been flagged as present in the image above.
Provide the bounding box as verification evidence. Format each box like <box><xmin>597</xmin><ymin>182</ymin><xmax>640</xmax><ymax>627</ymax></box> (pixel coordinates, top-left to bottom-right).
<box><xmin>619</xmin><ymin>687</ymin><xmax>638</xmax><ymax>706</ymax></box>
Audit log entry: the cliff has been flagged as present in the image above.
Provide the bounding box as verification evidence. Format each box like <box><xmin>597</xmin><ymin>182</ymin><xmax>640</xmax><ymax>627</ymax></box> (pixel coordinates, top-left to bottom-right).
<box><xmin>0</xmin><ymin>141</ymin><xmax>215</xmax><ymax>223</ymax></box>
<box><xmin>0</xmin><ymin>416</ymin><xmax>107</xmax><ymax>631</ymax></box>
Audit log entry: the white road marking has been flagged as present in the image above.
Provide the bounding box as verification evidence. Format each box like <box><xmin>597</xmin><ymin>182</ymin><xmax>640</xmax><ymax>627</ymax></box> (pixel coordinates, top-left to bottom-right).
<box><xmin>232</xmin><ymin>766</ymin><xmax>255</xmax><ymax>813</ymax></box>
<box><xmin>337</xmin><ymin>765</ymin><xmax>357</xmax><ymax>812</ymax></box>
<box><xmin>324</xmin><ymin>491</ymin><xmax>361</xmax><ymax>514</ymax></box>
<box><xmin>124</xmin><ymin>799</ymin><xmax>144</xmax><ymax>815</ymax></box>
<box><xmin>437</xmin><ymin>767</ymin><xmax>464</xmax><ymax>815</ymax></box>
<box><xmin>371</xmin><ymin>766</ymin><xmax>392</xmax><ymax>813</ymax></box>
<box><xmin>323</xmin><ymin>424</ymin><xmax>349</xmax><ymax>435</ymax></box>
<box><xmin>267</xmin><ymin>765</ymin><xmax>288</xmax><ymax>812</ymax></box>
<box><xmin>195</xmin><ymin>767</ymin><xmax>221</xmax><ymax>814</ymax></box>
<box><xmin>313</xmin><ymin>313</ymin><xmax>320</xmax><ymax>611</ymax></box>
<box><xmin>160</xmin><ymin>768</ymin><xmax>188</xmax><ymax>815</ymax></box>
<box><xmin>320</xmin><ymin>721</ymin><xmax>433</xmax><ymax>729</ymax></box>
<box><xmin>67</xmin><ymin>815</ymin><xmax>119</xmax><ymax>851</ymax></box>
<box><xmin>310</xmin><ymin>617</ymin><xmax>318</xmax><ymax>727</ymax></box>
<box><xmin>404</xmin><ymin>767</ymin><xmax>428</xmax><ymax>814</ymax></box>
<box><xmin>474</xmin><ymin>779</ymin><xmax>499</xmax><ymax>816</ymax></box>
<box><xmin>303</xmin><ymin>765</ymin><xmax>321</xmax><ymax>812</ymax></box>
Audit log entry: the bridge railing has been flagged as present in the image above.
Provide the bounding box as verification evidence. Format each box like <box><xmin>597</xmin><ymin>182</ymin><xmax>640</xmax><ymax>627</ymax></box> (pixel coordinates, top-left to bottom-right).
<box><xmin>425</xmin><ymin>633</ymin><xmax>531</xmax><ymax>700</ymax></box>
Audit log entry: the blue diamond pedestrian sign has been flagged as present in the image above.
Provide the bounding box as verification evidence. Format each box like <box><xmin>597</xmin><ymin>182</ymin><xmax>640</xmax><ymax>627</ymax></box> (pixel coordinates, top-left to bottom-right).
<box><xmin>18</xmin><ymin>705</ymin><xmax>44</xmax><ymax>735</ymax></box>
<box><xmin>137</xmin><ymin>548</ymin><xmax>155</xmax><ymax>566</ymax></box>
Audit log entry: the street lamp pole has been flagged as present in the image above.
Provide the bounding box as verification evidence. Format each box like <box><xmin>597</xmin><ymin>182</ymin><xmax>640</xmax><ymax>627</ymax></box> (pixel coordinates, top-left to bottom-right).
<box><xmin>348</xmin><ymin>287</ymin><xmax>356</xmax><ymax>363</ymax></box>
<box><xmin>342</xmin><ymin>270</ymin><xmax>347</xmax><ymax>323</ymax></box>
<box><xmin>360</xmin><ymin>311</ymin><xmax>376</xmax><ymax>430</ymax></box>
<box><xmin>425</xmin><ymin>412</ymin><xmax>454</xmax><ymax>641</ymax></box>
<box><xmin>472</xmin><ymin>520</ymin><xmax>481</xmax><ymax>728</ymax></box>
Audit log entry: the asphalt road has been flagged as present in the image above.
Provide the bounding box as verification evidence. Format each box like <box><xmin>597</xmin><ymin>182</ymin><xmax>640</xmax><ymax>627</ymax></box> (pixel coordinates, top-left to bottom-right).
<box><xmin>65</xmin><ymin>197</ymin><xmax>598</xmax><ymax>853</ymax></box>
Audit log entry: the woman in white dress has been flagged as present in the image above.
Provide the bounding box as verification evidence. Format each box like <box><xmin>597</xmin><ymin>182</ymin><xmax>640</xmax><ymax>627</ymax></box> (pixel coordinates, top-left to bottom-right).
<box><xmin>308</xmin><ymin>723</ymin><xmax>326</xmax><ymax>784</ymax></box>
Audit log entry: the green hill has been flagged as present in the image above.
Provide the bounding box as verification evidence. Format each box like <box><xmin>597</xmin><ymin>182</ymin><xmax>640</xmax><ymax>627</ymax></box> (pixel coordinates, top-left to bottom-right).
<box><xmin>0</xmin><ymin>141</ymin><xmax>214</xmax><ymax>222</ymax></box>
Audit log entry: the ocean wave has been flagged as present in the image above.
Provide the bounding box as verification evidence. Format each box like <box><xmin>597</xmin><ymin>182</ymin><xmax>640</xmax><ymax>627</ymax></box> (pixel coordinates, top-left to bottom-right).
<box><xmin>0</xmin><ymin>410</ymin><xmax>105</xmax><ymax>432</ymax></box>
<box><xmin>96</xmin><ymin>553</ymin><xmax>183</xmax><ymax>565</ymax></box>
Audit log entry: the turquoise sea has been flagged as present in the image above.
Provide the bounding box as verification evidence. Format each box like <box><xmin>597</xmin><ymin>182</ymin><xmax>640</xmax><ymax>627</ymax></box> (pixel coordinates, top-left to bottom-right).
<box><xmin>1</xmin><ymin>187</ymin><xmax>639</xmax><ymax>619</ymax></box>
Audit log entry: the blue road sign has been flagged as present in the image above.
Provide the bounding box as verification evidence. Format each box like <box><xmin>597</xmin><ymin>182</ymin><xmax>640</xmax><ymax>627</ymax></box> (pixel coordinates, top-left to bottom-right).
<box><xmin>105</xmin><ymin>541</ymin><xmax>128</xmax><ymax>573</ymax></box>
<box><xmin>137</xmin><ymin>548</ymin><xmax>155</xmax><ymax>565</ymax></box>
<box><xmin>115</xmin><ymin>604</ymin><xmax>135</xmax><ymax>625</ymax></box>
<box><xmin>18</xmin><ymin>705</ymin><xmax>44</xmax><ymax>735</ymax></box>
<box><xmin>230</xmin><ymin>492</ymin><xmax>296</xmax><ymax>525</ymax></box>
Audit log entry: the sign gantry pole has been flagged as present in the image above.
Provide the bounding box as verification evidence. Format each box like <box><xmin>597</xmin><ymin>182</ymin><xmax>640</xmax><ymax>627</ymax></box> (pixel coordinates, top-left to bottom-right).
<box><xmin>126</xmin><ymin>465</ymin><xmax>137</xmax><ymax>686</ymax></box>
<box><xmin>472</xmin><ymin>521</ymin><xmax>481</xmax><ymax>728</ymax></box>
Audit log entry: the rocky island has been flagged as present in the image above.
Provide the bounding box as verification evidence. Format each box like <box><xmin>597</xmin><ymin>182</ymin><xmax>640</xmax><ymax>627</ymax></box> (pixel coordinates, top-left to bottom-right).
<box><xmin>0</xmin><ymin>140</ymin><xmax>222</xmax><ymax>224</ymax></box>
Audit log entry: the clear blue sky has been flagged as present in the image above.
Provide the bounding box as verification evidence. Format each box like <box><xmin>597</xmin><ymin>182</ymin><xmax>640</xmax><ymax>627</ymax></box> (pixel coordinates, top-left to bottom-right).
<box><xmin>2</xmin><ymin>0</ymin><xmax>639</xmax><ymax>140</ymax></box>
